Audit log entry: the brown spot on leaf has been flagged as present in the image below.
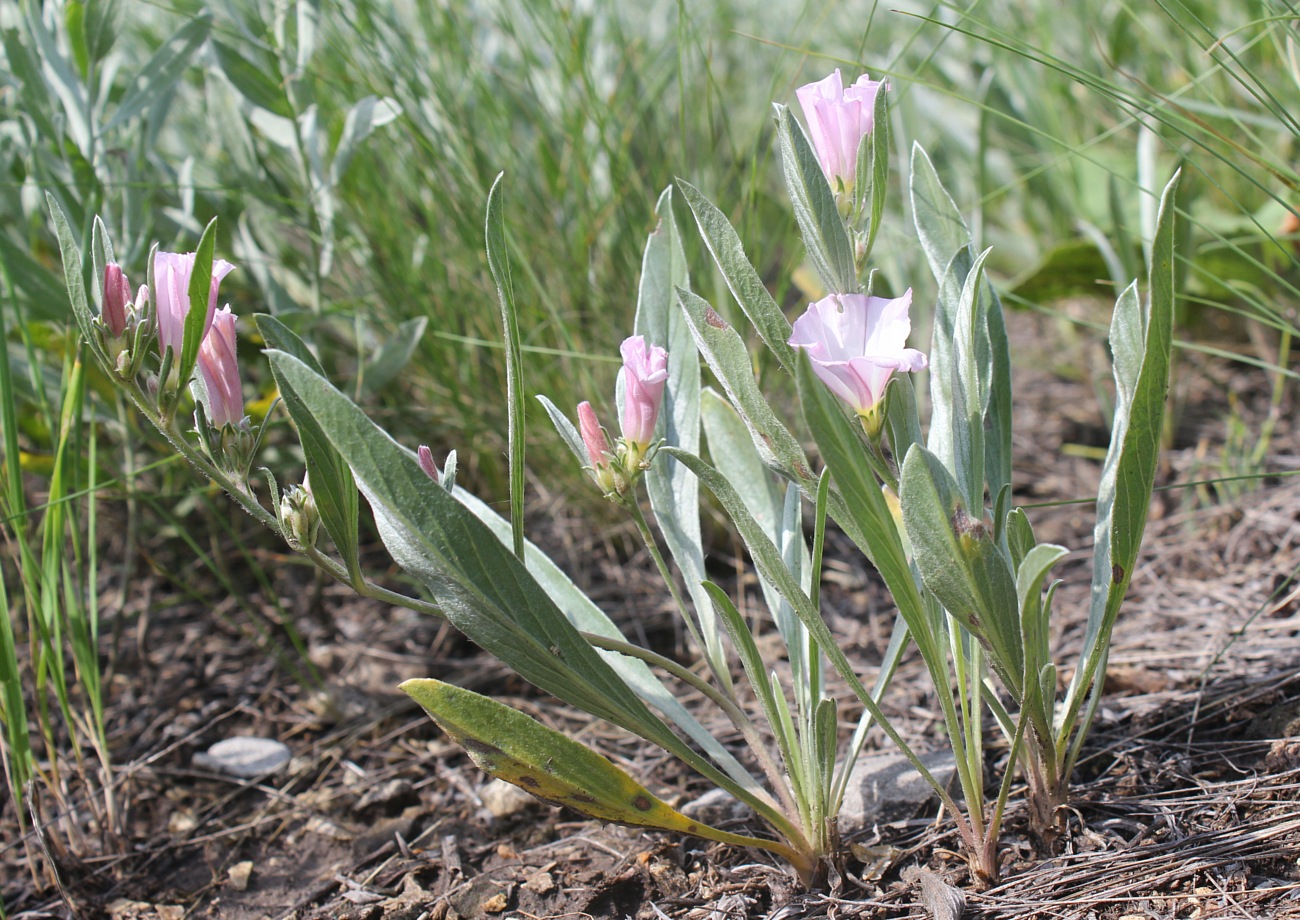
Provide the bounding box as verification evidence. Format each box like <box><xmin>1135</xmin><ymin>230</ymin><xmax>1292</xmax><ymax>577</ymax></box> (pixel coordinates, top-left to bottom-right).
<box><xmin>1112</xmin><ymin>563</ymin><xmax>1124</xmax><ymax>584</ymax></box>
<box><xmin>632</xmin><ymin>795</ymin><xmax>653</xmax><ymax>812</ymax></box>
<box><xmin>952</xmin><ymin>507</ymin><xmax>988</xmax><ymax>540</ymax></box>
<box><xmin>569</xmin><ymin>792</ymin><xmax>597</xmax><ymax>804</ymax></box>
<box><xmin>705</xmin><ymin>307</ymin><xmax>728</xmax><ymax>329</ymax></box>
<box><xmin>686</xmin><ymin>824</ymin><xmax>698</xmax><ymax>833</ymax></box>
<box><xmin>518</xmin><ymin>775</ymin><xmax>539</xmax><ymax>787</ymax></box>
<box><xmin>463</xmin><ymin>739</ymin><xmax>506</xmax><ymax>759</ymax></box>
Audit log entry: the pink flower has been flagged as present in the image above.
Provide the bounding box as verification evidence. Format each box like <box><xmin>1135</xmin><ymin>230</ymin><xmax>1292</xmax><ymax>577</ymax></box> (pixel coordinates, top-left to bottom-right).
<box><xmin>796</xmin><ymin>69</ymin><xmax>885</xmax><ymax>192</ymax></box>
<box><xmin>788</xmin><ymin>291</ymin><xmax>927</xmax><ymax>416</ymax></box>
<box><xmin>154</xmin><ymin>251</ymin><xmax>236</xmax><ymax>357</ymax></box>
<box><xmin>417</xmin><ymin>445</ymin><xmax>440</xmax><ymax>482</ymax></box>
<box><xmin>577</xmin><ymin>401</ymin><xmax>611</xmax><ymax>467</ymax></box>
<box><xmin>619</xmin><ymin>336</ymin><xmax>668</xmax><ymax>449</ymax></box>
<box><xmin>102</xmin><ymin>262</ymin><xmax>132</xmax><ymax>338</ymax></box>
<box><xmin>197</xmin><ymin>306</ymin><xmax>242</xmax><ymax>428</ymax></box>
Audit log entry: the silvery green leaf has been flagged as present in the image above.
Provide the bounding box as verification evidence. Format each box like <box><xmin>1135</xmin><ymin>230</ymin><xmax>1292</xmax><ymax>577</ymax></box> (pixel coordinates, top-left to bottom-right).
<box><xmin>794</xmin><ymin>354</ymin><xmax>927</xmax><ymax>641</ymax></box>
<box><xmin>664</xmin><ymin>446</ymin><xmax>956</xmax><ymax>806</ymax></box>
<box><xmin>677</xmin><ymin>288</ymin><xmax>811</xmax><ymax>483</ymax></box>
<box><xmin>1016</xmin><ymin>543</ymin><xmax>1067</xmax><ymax>697</ymax></box>
<box><xmin>911</xmin><ymin>144</ymin><xmax>1012</xmax><ymax>499</ymax></box>
<box><xmin>257</xmin><ymin>313</ymin><xmax>361</xmax><ymax>577</ymax></box>
<box><xmin>899</xmin><ymin>445</ymin><xmax>1023</xmax><ymax>699</ymax></box>
<box><xmin>910</xmin><ymin>143</ymin><xmax>973</xmax><ymax>285</ymax></box>
<box><xmin>106</xmin><ymin>14</ymin><xmax>211</xmax><ymax>131</ymax></box>
<box><xmin>632</xmin><ymin>187</ymin><xmax>722</xmax><ymax>679</ymax></box>
<box><xmin>176</xmin><ymin>217</ymin><xmax>219</xmax><ymax>391</ymax></box>
<box><xmin>950</xmin><ymin>249</ymin><xmax>993</xmax><ymax>511</ymax></box>
<box><xmin>675</xmin><ymin>179</ymin><xmax>796</xmax><ymax>373</ymax></box>
<box><xmin>1004</xmin><ymin>507</ymin><xmax>1035</xmax><ymax>570</ymax></box>
<box><xmin>47</xmin><ymin>194</ymin><xmax>104</xmax><ymax>368</ymax></box>
<box><xmin>330</xmin><ymin>96</ymin><xmax>402</xmax><ymax>187</ymax></box>
<box><xmin>774</xmin><ymin>104</ymin><xmax>857</xmax><ymax>294</ymax></box>
<box><xmin>701</xmin><ymin>389</ymin><xmax>799</xmax><ymax>649</ymax></box>
<box><xmin>360</xmin><ymin>316</ymin><xmax>427</xmax><ymax>395</ymax></box>
<box><xmin>264</xmin><ymin>351</ymin><xmax>783</xmax><ymax>827</ymax></box>
<box><xmin>455</xmin><ymin>484</ymin><xmax>762</xmax><ymax>797</ymax></box>
<box><xmin>213</xmin><ymin>39</ymin><xmax>292</xmax><ymax>117</ymax></box>
<box><xmin>24</xmin><ymin>4</ymin><xmax>90</xmax><ymax>157</ymax></box>
<box><xmin>536</xmin><ymin>395</ymin><xmax>587</xmax><ymax>467</ymax></box>
<box><xmin>485</xmin><ymin>173</ymin><xmax>525</xmax><ymax>558</ymax></box>
<box><xmin>1064</xmin><ymin>171</ymin><xmax>1180</xmax><ymax>732</ymax></box>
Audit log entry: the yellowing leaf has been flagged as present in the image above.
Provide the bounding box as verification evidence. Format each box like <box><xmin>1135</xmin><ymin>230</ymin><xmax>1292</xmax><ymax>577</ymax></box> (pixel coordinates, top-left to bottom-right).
<box><xmin>400</xmin><ymin>678</ymin><xmax>807</xmax><ymax>872</ymax></box>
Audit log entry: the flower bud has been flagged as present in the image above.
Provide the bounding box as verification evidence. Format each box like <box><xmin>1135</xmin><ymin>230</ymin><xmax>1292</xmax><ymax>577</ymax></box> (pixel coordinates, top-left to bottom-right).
<box><xmin>417</xmin><ymin>445</ymin><xmax>440</xmax><ymax>483</ymax></box>
<box><xmin>280</xmin><ymin>484</ymin><xmax>320</xmax><ymax>552</ymax></box>
<box><xmin>102</xmin><ymin>263</ymin><xmax>132</xmax><ymax>338</ymax></box>
<box><xmin>577</xmin><ymin>401</ymin><xmax>621</xmax><ymax>497</ymax></box>
<box><xmin>154</xmin><ymin>250</ymin><xmax>237</xmax><ymax>358</ymax></box>
<box><xmin>197</xmin><ymin>307</ymin><xmax>243</xmax><ymax>429</ymax></box>
<box><xmin>618</xmin><ymin>336</ymin><xmax>668</xmax><ymax>451</ymax></box>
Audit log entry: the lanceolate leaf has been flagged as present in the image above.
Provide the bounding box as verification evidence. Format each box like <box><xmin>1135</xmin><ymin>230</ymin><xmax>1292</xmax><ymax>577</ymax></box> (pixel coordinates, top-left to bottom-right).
<box><xmin>664</xmin><ymin>446</ymin><xmax>960</xmax><ymax>811</ymax></box>
<box><xmin>675</xmin><ymin>179</ymin><xmax>796</xmax><ymax>373</ymax></box>
<box><xmin>46</xmin><ymin>195</ymin><xmax>103</xmax><ymax>367</ymax></box>
<box><xmin>1066</xmin><ymin>170</ymin><xmax>1181</xmax><ymax>723</ymax></box>
<box><xmin>257</xmin><ymin>314</ymin><xmax>360</xmax><ymax>577</ymax></box>
<box><xmin>677</xmin><ymin>288</ymin><xmax>811</xmax><ymax>483</ymax></box>
<box><xmin>794</xmin><ymin>355</ymin><xmax>925</xmax><ymax>636</ymax></box>
<box><xmin>178</xmin><ymin>217</ymin><xmax>219</xmax><ymax>390</ymax></box>
<box><xmin>911</xmin><ymin>145</ymin><xmax>1012</xmax><ymax>498</ymax></box>
<box><xmin>775</xmin><ymin>104</ymin><xmax>857</xmax><ymax>294</ymax></box>
<box><xmin>105</xmin><ymin>14</ymin><xmax>212</xmax><ymax>131</ymax></box>
<box><xmin>402</xmin><ymin>679</ymin><xmax>805</xmax><ymax>866</ymax></box>
<box><xmin>633</xmin><ymin>188</ymin><xmax>721</xmax><ymax>679</ymax></box>
<box><xmin>900</xmin><ymin>445</ymin><xmax>1023</xmax><ymax>699</ymax></box>
<box><xmin>453</xmin><ymin>484</ymin><xmax>762</xmax><ymax>796</ymax></box>
<box><xmin>485</xmin><ymin>173</ymin><xmax>525</xmax><ymax>559</ymax></box>
<box><xmin>264</xmin><ymin>352</ymin><xmax>792</xmax><ymax>834</ymax></box>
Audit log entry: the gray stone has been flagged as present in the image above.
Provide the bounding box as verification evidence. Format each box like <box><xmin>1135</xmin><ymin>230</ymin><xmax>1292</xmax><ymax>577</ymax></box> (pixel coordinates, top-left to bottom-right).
<box><xmin>193</xmin><ymin>737</ymin><xmax>291</xmax><ymax>778</ymax></box>
<box><xmin>838</xmin><ymin>750</ymin><xmax>957</xmax><ymax>836</ymax></box>
<box><xmin>680</xmin><ymin>787</ymin><xmax>749</xmax><ymax>824</ymax></box>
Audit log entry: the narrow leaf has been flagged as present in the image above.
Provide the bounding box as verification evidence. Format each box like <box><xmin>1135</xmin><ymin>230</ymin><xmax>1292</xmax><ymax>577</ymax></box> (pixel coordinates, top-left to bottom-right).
<box><xmin>402</xmin><ymin>678</ymin><xmax>798</xmax><ymax>861</ymax></box>
<box><xmin>177</xmin><ymin>217</ymin><xmax>219</xmax><ymax>389</ymax></box>
<box><xmin>675</xmin><ymin>179</ymin><xmax>796</xmax><ymax>373</ymax></box>
<box><xmin>107</xmin><ymin>15</ymin><xmax>212</xmax><ymax>130</ymax></box>
<box><xmin>257</xmin><ymin>314</ymin><xmax>360</xmax><ymax>574</ymax></box>
<box><xmin>485</xmin><ymin>173</ymin><xmax>525</xmax><ymax>558</ymax></box>
<box><xmin>774</xmin><ymin>104</ymin><xmax>857</xmax><ymax>294</ymax></box>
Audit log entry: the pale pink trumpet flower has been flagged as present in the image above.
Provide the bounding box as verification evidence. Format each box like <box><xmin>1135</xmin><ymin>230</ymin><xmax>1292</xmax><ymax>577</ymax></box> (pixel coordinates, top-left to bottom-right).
<box><xmin>788</xmin><ymin>290</ymin><xmax>927</xmax><ymax>419</ymax></box>
<box><xmin>796</xmin><ymin>69</ymin><xmax>885</xmax><ymax>194</ymax></box>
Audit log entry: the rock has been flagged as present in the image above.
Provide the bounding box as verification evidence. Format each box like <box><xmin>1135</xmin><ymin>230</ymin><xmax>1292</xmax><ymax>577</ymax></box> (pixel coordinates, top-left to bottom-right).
<box><xmin>680</xmin><ymin>787</ymin><xmax>748</xmax><ymax>824</ymax></box>
<box><xmin>480</xmin><ymin>778</ymin><xmax>535</xmax><ymax>818</ymax></box>
<box><xmin>193</xmin><ymin>737</ymin><xmax>291</xmax><ymax>778</ymax></box>
<box><xmin>354</xmin><ymin>778</ymin><xmax>418</xmax><ymax>815</ymax></box>
<box><xmin>838</xmin><ymin>750</ymin><xmax>957</xmax><ymax>836</ymax></box>
<box><xmin>227</xmin><ymin>861</ymin><xmax>254</xmax><ymax>891</ymax></box>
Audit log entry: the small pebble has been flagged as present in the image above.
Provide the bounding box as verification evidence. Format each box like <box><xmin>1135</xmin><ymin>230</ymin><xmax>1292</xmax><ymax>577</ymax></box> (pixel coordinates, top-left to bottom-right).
<box><xmin>193</xmin><ymin>737</ymin><xmax>291</xmax><ymax>778</ymax></box>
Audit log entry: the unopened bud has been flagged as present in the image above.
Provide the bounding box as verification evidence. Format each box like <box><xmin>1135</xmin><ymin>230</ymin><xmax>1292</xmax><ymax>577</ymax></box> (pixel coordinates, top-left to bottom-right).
<box><xmin>280</xmin><ymin>484</ymin><xmax>320</xmax><ymax>552</ymax></box>
<box><xmin>102</xmin><ymin>263</ymin><xmax>132</xmax><ymax>338</ymax></box>
<box><xmin>417</xmin><ymin>445</ymin><xmax>440</xmax><ymax>482</ymax></box>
